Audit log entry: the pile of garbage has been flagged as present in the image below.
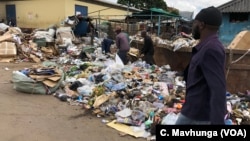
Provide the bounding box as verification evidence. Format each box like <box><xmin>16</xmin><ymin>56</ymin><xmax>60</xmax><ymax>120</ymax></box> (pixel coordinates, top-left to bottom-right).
<box><xmin>53</xmin><ymin>55</ymin><xmax>187</xmax><ymax>139</ymax></box>
<box><xmin>129</xmin><ymin>31</ymin><xmax>199</xmax><ymax>52</ymax></box>
<box><xmin>1</xmin><ymin>23</ymin><xmax>249</xmax><ymax>140</ymax></box>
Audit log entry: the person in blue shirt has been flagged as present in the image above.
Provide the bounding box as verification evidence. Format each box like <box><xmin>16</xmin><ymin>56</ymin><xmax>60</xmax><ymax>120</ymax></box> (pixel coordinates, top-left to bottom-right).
<box><xmin>101</xmin><ymin>38</ymin><xmax>114</xmax><ymax>54</ymax></box>
<box><xmin>175</xmin><ymin>6</ymin><xmax>227</xmax><ymax>125</ymax></box>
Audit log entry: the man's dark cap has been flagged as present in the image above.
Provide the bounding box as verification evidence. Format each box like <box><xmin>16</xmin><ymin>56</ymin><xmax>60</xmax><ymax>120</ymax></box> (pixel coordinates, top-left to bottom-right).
<box><xmin>195</xmin><ymin>6</ymin><xmax>222</xmax><ymax>26</ymax></box>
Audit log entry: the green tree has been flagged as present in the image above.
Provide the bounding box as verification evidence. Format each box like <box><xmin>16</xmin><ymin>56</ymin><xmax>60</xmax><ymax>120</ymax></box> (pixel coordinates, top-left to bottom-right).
<box><xmin>168</xmin><ymin>7</ymin><xmax>180</xmax><ymax>15</ymax></box>
<box><xmin>117</xmin><ymin>0</ymin><xmax>168</xmax><ymax>10</ymax></box>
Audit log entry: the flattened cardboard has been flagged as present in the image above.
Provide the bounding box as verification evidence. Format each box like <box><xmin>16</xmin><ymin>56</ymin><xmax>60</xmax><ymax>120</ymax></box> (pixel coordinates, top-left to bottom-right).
<box><xmin>93</xmin><ymin>94</ymin><xmax>109</xmax><ymax>108</ymax></box>
<box><xmin>0</xmin><ymin>57</ymin><xmax>14</xmax><ymax>62</ymax></box>
<box><xmin>0</xmin><ymin>34</ymin><xmax>12</xmax><ymax>42</ymax></box>
<box><xmin>29</xmin><ymin>74</ymin><xmax>51</xmax><ymax>81</ymax></box>
<box><xmin>29</xmin><ymin>74</ymin><xmax>61</xmax><ymax>81</ymax></box>
<box><xmin>129</xmin><ymin>47</ymin><xmax>139</xmax><ymax>57</ymax></box>
<box><xmin>47</xmin><ymin>76</ymin><xmax>61</xmax><ymax>82</ymax></box>
<box><xmin>107</xmin><ymin>120</ymin><xmax>145</xmax><ymax>138</ymax></box>
<box><xmin>41</xmin><ymin>47</ymin><xmax>53</xmax><ymax>55</ymax></box>
<box><xmin>0</xmin><ymin>42</ymin><xmax>17</xmax><ymax>57</ymax></box>
<box><xmin>30</xmin><ymin>54</ymin><xmax>41</xmax><ymax>63</ymax></box>
<box><xmin>42</xmin><ymin>79</ymin><xmax>58</xmax><ymax>87</ymax></box>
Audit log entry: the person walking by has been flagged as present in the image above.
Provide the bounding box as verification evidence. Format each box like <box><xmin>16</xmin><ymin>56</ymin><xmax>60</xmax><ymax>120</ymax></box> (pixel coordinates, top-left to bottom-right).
<box><xmin>175</xmin><ymin>6</ymin><xmax>227</xmax><ymax>125</ymax></box>
<box><xmin>140</xmin><ymin>30</ymin><xmax>155</xmax><ymax>65</ymax></box>
<box><xmin>115</xmin><ymin>26</ymin><xmax>130</xmax><ymax>65</ymax></box>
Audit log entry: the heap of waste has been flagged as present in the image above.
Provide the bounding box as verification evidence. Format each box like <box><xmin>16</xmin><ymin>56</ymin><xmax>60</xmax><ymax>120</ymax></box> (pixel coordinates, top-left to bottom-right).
<box><xmin>0</xmin><ymin>23</ymin><xmax>249</xmax><ymax>140</ymax></box>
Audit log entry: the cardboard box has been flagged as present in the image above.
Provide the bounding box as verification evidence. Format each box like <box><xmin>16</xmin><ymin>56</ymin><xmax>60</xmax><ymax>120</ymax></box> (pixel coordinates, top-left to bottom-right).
<box><xmin>0</xmin><ymin>42</ymin><xmax>17</xmax><ymax>57</ymax></box>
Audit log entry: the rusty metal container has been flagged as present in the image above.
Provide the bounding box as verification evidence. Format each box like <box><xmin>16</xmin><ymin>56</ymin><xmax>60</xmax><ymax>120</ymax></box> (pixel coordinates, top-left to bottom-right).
<box><xmin>131</xmin><ymin>40</ymin><xmax>250</xmax><ymax>94</ymax></box>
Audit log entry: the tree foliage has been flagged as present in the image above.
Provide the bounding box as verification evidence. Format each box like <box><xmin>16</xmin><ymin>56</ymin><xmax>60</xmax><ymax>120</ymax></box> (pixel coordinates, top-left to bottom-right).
<box><xmin>168</xmin><ymin>7</ymin><xmax>180</xmax><ymax>15</ymax></box>
<box><xmin>117</xmin><ymin>0</ymin><xmax>168</xmax><ymax>10</ymax></box>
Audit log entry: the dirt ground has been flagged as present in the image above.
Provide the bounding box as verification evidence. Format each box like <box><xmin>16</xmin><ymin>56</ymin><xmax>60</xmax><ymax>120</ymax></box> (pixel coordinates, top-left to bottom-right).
<box><xmin>0</xmin><ymin>62</ymin><xmax>146</xmax><ymax>141</ymax></box>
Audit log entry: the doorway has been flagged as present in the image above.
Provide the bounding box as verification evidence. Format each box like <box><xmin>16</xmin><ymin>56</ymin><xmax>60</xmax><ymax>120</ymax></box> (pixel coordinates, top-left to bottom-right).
<box><xmin>74</xmin><ymin>5</ymin><xmax>88</xmax><ymax>37</ymax></box>
<box><xmin>6</xmin><ymin>4</ymin><xmax>16</xmax><ymax>26</ymax></box>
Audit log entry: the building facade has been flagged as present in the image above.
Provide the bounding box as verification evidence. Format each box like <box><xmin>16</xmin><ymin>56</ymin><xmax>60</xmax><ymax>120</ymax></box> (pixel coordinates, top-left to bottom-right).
<box><xmin>0</xmin><ymin>0</ymin><xmax>140</xmax><ymax>29</ymax></box>
<box><xmin>217</xmin><ymin>0</ymin><xmax>250</xmax><ymax>46</ymax></box>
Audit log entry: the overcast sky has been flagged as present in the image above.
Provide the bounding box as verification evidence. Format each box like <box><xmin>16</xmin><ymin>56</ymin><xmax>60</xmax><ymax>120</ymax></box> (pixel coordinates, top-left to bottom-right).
<box><xmin>103</xmin><ymin>0</ymin><xmax>232</xmax><ymax>16</ymax></box>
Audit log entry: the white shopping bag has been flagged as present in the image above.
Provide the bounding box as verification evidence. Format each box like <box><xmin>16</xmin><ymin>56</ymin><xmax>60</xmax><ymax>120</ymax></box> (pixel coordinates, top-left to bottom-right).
<box><xmin>115</xmin><ymin>53</ymin><xmax>124</xmax><ymax>68</ymax></box>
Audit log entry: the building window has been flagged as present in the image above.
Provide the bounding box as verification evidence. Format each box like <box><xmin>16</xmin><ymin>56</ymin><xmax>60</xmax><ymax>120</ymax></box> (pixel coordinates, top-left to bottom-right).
<box><xmin>229</xmin><ymin>13</ymin><xmax>249</xmax><ymax>22</ymax></box>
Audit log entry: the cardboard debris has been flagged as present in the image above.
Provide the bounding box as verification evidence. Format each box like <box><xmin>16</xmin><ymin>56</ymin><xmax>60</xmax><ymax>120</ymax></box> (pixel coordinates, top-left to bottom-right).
<box><xmin>28</xmin><ymin>67</ymin><xmax>62</xmax><ymax>88</ymax></box>
<box><xmin>107</xmin><ymin>120</ymin><xmax>145</xmax><ymax>138</ymax></box>
<box><xmin>0</xmin><ymin>34</ymin><xmax>12</xmax><ymax>42</ymax></box>
<box><xmin>30</xmin><ymin>54</ymin><xmax>41</xmax><ymax>63</ymax></box>
<box><xmin>3</xmin><ymin>27</ymin><xmax>22</xmax><ymax>36</ymax></box>
<box><xmin>41</xmin><ymin>47</ymin><xmax>54</xmax><ymax>55</ymax></box>
<box><xmin>93</xmin><ymin>94</ymin><xmax>110</xmax><ymax>108</ymax></box>
<box><xmin>54</xmin><ymin>68</ymin><xmax>63</xmax><ymax>75</ymax></box>
<box><xmin>128</xmin><ymin>47</ymin><xmax>140</xmax><ymax>57</ymax></box>
<box><xmin>42</xmin><ymin>79</ymin><xmax>58</xmax><ymax>87</ymax></box>
<box><xmin>0</xmin><ymin>57</ymin><xmax>14</xmax><ymax>62</ymax></box>
<box><xmin>47</xmin><ymin>76</ymin><xmax>61</xmax><ymax>82</ymax></box>
<box><xmin>29</xmin><ymin>74</ymin><xmax>61</xmax><ymax>81</ymax></box>
<box><xmin>0</xmin><ymin>42</ymin><xmax>17</xmax><ymax>57</ymax></box>
<box><xmin>30</xmin><ymin>42</ymin><xmax>38</xmax><ymax>51</ymax></box>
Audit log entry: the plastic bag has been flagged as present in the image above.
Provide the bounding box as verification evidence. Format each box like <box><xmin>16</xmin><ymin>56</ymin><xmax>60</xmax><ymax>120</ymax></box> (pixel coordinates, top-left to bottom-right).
<box><xmin>161</xmin><ymin>112</ymin><xmax>179</xmax><ymax>125</ymax></box>
<box><xmin>12</xmin><ymin>71</ymin><xmax>35</xmax><ymax>83</ymax></box>
<box><xmin>12</xmin><ymin>70</ymin><xmax>64</xmax><ymax>95</ymax></box>
<box><xmin>115</xmin><ymin>53</ymin><xmax>124</xmax><ymax>68</ymax></box>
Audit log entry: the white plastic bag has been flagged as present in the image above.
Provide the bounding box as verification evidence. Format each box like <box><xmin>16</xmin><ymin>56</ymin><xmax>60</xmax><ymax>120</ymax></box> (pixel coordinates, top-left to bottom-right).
<box><xmin>115</xmin><ymin>53</ymin><xmax>124</xmax><ymax>68</ymax></box>
<box><xmin>161</xmin><ymin>112</ymin><xmax>179</xmax><ymax>125</ymax></box>
<box><xmin>12</xmin><ymin>71</ymin><xmax>35</xmax><ymax>83</ymax></box>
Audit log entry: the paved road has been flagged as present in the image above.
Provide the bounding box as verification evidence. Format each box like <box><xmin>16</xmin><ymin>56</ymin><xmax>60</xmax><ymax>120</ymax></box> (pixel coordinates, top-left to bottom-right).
<box><xmin>0</xmin><ymin>62</ymin><xmax>145</xmax><ymax>141</ymax></box>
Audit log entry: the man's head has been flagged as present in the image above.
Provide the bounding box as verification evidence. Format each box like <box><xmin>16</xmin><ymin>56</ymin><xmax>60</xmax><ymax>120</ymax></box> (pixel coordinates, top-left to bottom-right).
<box><xmin>192</xmin><ymin>6</ymin><xmax>222</xmax><ymax>39</ymax></box>
<box><xmin>115</xmin><ymin>26</ymin><xmax>122</xmax><ymax>34</ymax></box>
<box><xmin>141</xmin><ymin>30</ymin><xmax>147</xmax><ymax>38</ymax></box>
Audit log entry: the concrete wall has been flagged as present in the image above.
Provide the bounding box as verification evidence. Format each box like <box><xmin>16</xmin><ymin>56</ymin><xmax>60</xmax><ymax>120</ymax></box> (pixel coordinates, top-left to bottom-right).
<box><xmin>0</xmin><ymin>4</ymin><xmax>5</xmax><ymax>21</ymax></box>
<box><xmin>0</xmin><ymin>0</ymin><xmax>65</xmax><ymax>28</ymax></box>
<box><xmin>219</xmin><ymin>13</ymin><xmax>250</xmax><ymax>47</ymax></box>
<box><xmin>0</xmin><ymin>0</ymin><xmax>133</xmax><ymax>29</ymax></box>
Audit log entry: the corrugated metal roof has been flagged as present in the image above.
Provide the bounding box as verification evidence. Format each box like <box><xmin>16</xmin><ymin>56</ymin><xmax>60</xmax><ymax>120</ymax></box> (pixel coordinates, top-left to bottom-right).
<box><xmin>217</xmin><ymin>0</ymin><xmax>250</xmax><ymax>13</ymax></box>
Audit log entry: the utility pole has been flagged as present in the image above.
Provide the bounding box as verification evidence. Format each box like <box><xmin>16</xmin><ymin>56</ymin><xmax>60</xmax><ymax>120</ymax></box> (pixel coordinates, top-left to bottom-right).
<box><xmin>127</xmin><ymin>1</ymin><xmax>129</xmax><ymax>34</ymax></box>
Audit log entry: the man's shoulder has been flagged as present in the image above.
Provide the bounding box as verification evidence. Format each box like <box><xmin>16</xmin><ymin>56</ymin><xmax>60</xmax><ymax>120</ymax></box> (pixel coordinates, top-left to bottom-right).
<box><xmin>145</xmin><ymin>35</ymin><xmax>152</xmax><ymax>39</ymax></box>
<box><xmin>145</xmin><ymin>35</ymin><xmax>153</xmax><ymax>42</ymax></box>
<box><xmin>117</xmin><ymin>32</ymin><xmax>128</xmax><ymax>37</ymax></box>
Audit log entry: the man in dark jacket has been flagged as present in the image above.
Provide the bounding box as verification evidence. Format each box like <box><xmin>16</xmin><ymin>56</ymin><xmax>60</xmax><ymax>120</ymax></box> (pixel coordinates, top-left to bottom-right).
<box><xmin>140</xmin><ymin>30</ymin><xmax>155</xmax><ymax>65</ymax></box>
<box><xmin>175</xmin><ymin>6</ymin><xmax>226</xmax><ymax>125</ymax></box>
